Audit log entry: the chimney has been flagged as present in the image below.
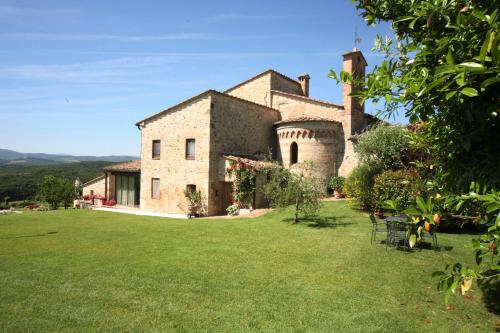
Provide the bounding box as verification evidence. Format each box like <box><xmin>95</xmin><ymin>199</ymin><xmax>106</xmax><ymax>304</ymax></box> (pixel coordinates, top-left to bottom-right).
<box><xmin>297</xmin><ymin>73</ymin><xmax>310</xmax><ymax>97</ymax></box>
<box><xmin>342</xmin><ymin>48</ymin><xmax>367</xmax><ymax>115</ymax></box>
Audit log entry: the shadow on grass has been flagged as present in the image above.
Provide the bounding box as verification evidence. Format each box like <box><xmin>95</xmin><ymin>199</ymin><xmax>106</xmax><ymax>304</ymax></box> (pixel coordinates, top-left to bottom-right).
<box><xmin>478</xmin><ymin>272</ymin><xmax>500</xmax><ymax>315</ymax></box>
<box><xmin>378</xmin><ymin>239</ymin><xmax>453</xmax><ymax>253</ymax></box>
<box><xmin>0</xmin><ymin>231</ymin><xmax>58</xmax><ymax>239</ymax></box>
<box><xmin>282</xmin><ymin>216</ymin><xmax>356</xmax><ymax>229</ymax></box>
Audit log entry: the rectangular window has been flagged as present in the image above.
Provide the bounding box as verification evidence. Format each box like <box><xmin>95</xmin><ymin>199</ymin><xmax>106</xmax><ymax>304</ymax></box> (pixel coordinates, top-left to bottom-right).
<box><xmin>186</xmin><ymin>139</ymin><xmax>195</xmax><ymax>159</ymax></box>
<box><xmin>152</xmin><ymin>140</ymin><xmax>161</xmax><ymax>159</ymax></box>
<box><xmin>186</xmin><ymin>184</ymin><xmax>196</xmax><ymax>193</ymax></box>
<box><xmin>151</xmin><ymin>178</ymin><xmax>160</xmax><ymax>199</ymax></box>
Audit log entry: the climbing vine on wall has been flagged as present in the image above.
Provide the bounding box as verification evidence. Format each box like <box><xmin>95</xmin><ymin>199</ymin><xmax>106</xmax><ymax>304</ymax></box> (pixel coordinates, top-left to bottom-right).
<box><xmin>226</xmin><ymin>161</ymin><xmax>257</xmax><ymax>208</ymax></box>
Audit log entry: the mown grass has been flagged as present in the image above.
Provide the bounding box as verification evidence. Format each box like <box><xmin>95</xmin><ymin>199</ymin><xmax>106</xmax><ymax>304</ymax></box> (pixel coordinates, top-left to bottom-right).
<box><xmin>0</xmin><ymin>202</ymin><xmax>497</xmax><ymax>332</ymax></box>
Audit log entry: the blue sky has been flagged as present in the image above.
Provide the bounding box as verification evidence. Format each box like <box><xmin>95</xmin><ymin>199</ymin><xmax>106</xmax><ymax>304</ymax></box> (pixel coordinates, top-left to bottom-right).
<box><xmin>0</xmin><ymin>0</ymin><xmax>400</xmax><ymax>156</ymax></box>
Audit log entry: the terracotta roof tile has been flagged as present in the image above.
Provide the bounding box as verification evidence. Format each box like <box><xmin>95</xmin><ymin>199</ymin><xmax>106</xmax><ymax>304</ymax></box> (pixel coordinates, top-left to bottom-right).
<box><xmin>271</xmin><ymin>90</ymin><xmax>344</xmax><ymax>109</ymax></box>
<box><xmin>274</xmin><ymin>116</ymin><xmax>341</xmax><ymax>125</ymax></box>
<box><xmin>135</xmin><ymin>90</ymin><xmax>279</xmax><ymax>126</ymax></box>
<box><xmin>103</xmin><ymin>160</ymin><xmax>141</xmax><ymax>172</ymax></box>
<box><xmin>81</xmin><ymin>175</ymin><xmax>105</xmax><ymax>187</ymax></box>
<box><xmin>223</xmin><ymin>154</ymin><xmax>273</xmax><ymax>169</ymax></box>
<box><xmin>224</xmin><ymin>69</ymin><xmax>301</xmax><ymax>93</ymax></box>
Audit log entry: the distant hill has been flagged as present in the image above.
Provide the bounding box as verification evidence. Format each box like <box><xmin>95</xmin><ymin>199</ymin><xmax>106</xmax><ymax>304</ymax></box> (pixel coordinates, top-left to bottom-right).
<box><xmin>0</xmin><ymin>149</ymin><xmax>138</xmax><ymax>165</ymax></box>
<box><xmin>0</xmin><ymin>161</ymin><xmax>121</xmax><ymax>202</ymax></box>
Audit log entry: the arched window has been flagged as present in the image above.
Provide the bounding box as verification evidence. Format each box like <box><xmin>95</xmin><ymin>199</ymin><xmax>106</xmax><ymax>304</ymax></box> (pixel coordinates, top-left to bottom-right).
<box><xmin>290</xmin><ymin>142</ymin><xmax>298</xmax><ymax>165</ymax></box>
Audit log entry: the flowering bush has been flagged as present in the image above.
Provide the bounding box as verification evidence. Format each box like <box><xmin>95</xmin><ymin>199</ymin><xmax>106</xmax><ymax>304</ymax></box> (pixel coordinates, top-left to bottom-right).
<box><xmin>104</xmin><ymin>199</ymin><xmax>116</xmax><ymax>206</ymax></box>
<box><xmin>226</xmin><ymin>161</ymin><xmax>257</xmax><ymax>208</ymax></box>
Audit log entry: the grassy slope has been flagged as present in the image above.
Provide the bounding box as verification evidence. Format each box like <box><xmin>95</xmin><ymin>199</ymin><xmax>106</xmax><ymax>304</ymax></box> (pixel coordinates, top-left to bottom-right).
<box><xmin>0</xmin><ymin>202</ymin><xmax>497</xmax><ymax>332</ymax></box>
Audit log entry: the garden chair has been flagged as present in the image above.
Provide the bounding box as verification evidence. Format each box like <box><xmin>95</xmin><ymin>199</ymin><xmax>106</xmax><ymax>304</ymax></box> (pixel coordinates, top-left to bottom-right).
<box><xmin>370</xmin><ymin>214</ymin><xmax>386</xmax><ymax>245</ymax></box>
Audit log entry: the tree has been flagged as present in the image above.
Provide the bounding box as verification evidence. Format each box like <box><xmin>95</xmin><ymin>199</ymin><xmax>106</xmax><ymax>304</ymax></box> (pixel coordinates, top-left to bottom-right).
<box><xmin>344</xmin><ymin>124</ymin><xmax>412</xmax><ymax>210</ymax></box>
<box><xmin>262</xmin><ymin>162</ymin><xmax>324</xmax><ymax>223</ymax></box>
<box><xmin>332</xmin><ymin>0</ymin><xmax>500</xmax><ymax>189</ymax></box>
<box><xmin>59</xmin><ymin>178</ymin><xmax>77</xmax><ymax>209</ymax></box>
<box><xmin>354</xmin><ymin>124</ymin><xmax>411</xmax><ymax>171</ymax></box>
<box><xmin>38</xmin><ymin>175</ymin><xmax>77</xmax><ymax>210</ymax></box>
<box><xmin>337</xmin><ymin>0</ymin><xmax>500</xmax><ymax>304</ymax></box>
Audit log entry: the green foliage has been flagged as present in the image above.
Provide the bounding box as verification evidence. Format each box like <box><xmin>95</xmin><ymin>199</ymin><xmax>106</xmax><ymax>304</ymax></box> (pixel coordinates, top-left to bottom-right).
<box><xmin>343</xmin><ymin>164</ymin><xmax>378</xmax><ymax>210</ymax></box>
<box><xmin>225</xmin><ymin>204</ymin><xmax>240</xmax><ymax>216</ymax></box>
<box><xmin>38</xmin><ymin>175</ymin><xmax>77</xmax><ymax>210</ymax></box>
<box><xmin>340</xmin><ymin>0</ymin><xmax>500</xmax><ymax>189</ymax></box>
<box><xmin>0</xmin><ymin>161</ymin><xmax>116</xmax><ymax>202</ymax></box>
<box><xmin>374</xmin><ymin>169</ymin><xmax>423</xmax><ymax>211</ymax></box>
<box><xmin>433</xmin><ymin>189</ymin><xmax>500</xmax><ymax>304</ymax></box>
<box><xmin>354</xmin><ymin>124</ymin><xmax>411</xmax><ymax>171</ymax></box>
<box><xmin>183</xmin><ymin>189</ymin><xmax>202</xmax><ymax>207</ymax></box>
<box><xmin>328</xmin><ymin>176</ymin><xmax>345</xmax><ymax>191</ymax></box>
<box><xmin>226</xmin><ymin>161</ymin><xmax>257</xmax><ymax>208</ymax></box>
<box><xmin>345</xmin><ymin>0</ymin><xmax>500</xmax><ymax>305</ymax></box>
<box><xmin>262</xmin><ymin>162</ymin><xmax>324</xmax><ymax>223</ymax></box>
<box><xmin>59</xmin><ymin>178</ymin><xmax>77</xmax><ymax>209</ymax></box>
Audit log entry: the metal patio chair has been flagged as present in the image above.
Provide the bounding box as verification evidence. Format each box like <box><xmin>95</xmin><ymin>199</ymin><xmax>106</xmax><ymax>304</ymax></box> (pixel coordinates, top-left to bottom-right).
<box><xmin>370</xmin><ymin>214</ymin><xmax>386</xmax><ymax>244</ymax></box>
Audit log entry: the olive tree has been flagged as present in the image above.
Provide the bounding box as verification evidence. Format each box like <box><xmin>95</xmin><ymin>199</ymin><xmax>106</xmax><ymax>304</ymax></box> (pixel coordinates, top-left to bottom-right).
<box><xmin>262</xmin><ymin>162</ymin><xmax>324</xmax><ymax>223</ymax></box>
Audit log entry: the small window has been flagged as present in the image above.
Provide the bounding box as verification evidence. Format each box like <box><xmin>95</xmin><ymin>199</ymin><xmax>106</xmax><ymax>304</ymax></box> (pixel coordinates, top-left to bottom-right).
<box><xmin>152</xmin><ymin>140</ymin><xmax>161</xmax><ymax>159</ymax></box>
<box><xmin>186</xmin><ymin>184</ymin><xmax>196</xmax><ymax>193</ymax></box>
<box><xmin>151</xmin><ymin>178</ymin><xmax>160</xmax><ymax>199</ymax></box>
<box><xmin>186</xmin><ymin>139</ymin><xmax>195</xmax><ymax>159</ymax></box>
<box><xmin>290</xmin><ymin>142</ymin><xmax>298</xmax><ymax>165</ymax></box>
<box><xmin>90</xmin><ymin>190</ymin><xmax>94</xmax><ymax>196</ymax></box>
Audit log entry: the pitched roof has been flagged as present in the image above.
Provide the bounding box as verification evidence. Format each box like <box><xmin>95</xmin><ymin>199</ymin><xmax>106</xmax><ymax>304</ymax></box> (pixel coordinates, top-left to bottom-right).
<box><xmin>103</xmin><ymin>160</ymin><xmax>141</xmax><ymax>172</ymax></box>
<box><xmin>135</xmin><ymin>90</ymin><xmax>279</xmax><ymax>126</ymax></box>
<box><xmin>274</xmin><ymin>116</ymin><xmax>341</xmax><ymax>125</ymax></box>
<box><xmin>224</xmin><ymin>69</ymin><xmax>301</xmax><ymax>93</ymax></box>
<box><xmin>271</xmin><ymin>90</ymin><xmax>344</xmax><ymax>109</ymax></box>
<box><xmin>81</xmin><ymin>175</ymin><xmax>105</xmax><ymax>188</ymax></box>
<box><xmin>223</xmin><ymin>154</ymin><xmax>273</xmax><ymax>169</ymax></box>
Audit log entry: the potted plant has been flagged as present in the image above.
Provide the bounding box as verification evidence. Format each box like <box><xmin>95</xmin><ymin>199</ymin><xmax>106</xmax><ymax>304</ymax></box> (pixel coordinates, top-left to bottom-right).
<box><xmin>226</xmin><ymin>203</ymin><xmax>240</xmax><ymax>216</ymax></box>
<box><xmin>183</xmin><ymin>189</ymin><xmax>202</xmax><ymax>217</ymax></box>
<box><xmin>329</xmin><ymin>176</ymin><xmax>345</xmax><ymax>198</ymax></box>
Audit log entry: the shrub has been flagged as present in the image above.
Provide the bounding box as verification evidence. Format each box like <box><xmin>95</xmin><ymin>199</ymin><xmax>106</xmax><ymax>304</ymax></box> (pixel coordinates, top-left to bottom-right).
<box><xmin>373</xmin><ymin>169</ymin><xmax>423</xmax><ymax>211</ymax></box>
<box><xmin>262</xmin><ymin>161</ymin><xmax>324</xmax><ymax>223</ymax></box>
<box><xmin>329</xmin><ymin>176</ymin><xmax>345</xmax><ymax>191</ymax></box>
<box><xmin>355</xmin><ymin>124</ymin><xmax>411</xmax><ymax>171</ymax></box>
<box><xmin>343</xmin><ymin>164</ymin><xmax>378</xmax><ymax>210</ymax></box>
<box><xmin>226</xmin><ymin>204</ymin><xmax>239</xmax><ymax>216</ymax></box>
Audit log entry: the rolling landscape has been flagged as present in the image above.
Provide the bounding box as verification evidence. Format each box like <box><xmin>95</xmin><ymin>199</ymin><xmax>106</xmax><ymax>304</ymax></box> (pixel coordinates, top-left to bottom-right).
<box><xmin>0</xmin><ymin>149</ymin><xmax>138</xmax><ymax>203</ymax></box>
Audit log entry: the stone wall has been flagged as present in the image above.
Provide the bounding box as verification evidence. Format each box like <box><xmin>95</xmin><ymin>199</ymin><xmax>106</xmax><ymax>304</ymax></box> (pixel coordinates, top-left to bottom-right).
<box><xmin>270</xmin><ymin>91</ymin><xmax>344</xmax><ymax>121</ymax></box>
<box><xmin>208</xmin><ymin>93</ymin><xmax>280</xmax><ymax>214</ymax></box>
<box><xmin>225</xmin><ymin>71</ymin><xmax>303</xmax><ymax>108</ymax></box>
<box><xmin>276</xmin><ymin>120</ymin><xmax>343</xmax><ymax>180</ymax></box>
<box><xmin>82</xmin><ymin>177</ymin><xmax>105</xmax><ymax>197</ymax></box>
<box><xmin>225</xmin><ymin>73</ymin><xmax>272</xmax><ymax>106</ymax></box>
<box><xmin>270</xmin><ymin>73</ymin><xmax>303</xmax><ymax>96</ymax></box>
<box><xmin>105</xmin><ymin>172</ymin><xmax>115</xmax><ymax>200</ymax></box>
<box><xmin>139</xmin><ymin>95</ymin><xmax>212</xmax><ymax>215</ymax></box>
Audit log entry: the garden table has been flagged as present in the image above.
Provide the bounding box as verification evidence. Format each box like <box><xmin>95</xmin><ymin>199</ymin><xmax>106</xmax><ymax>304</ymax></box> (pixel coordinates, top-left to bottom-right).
<box><xmin>384</xmin><ymin>215</ymin><xmax>412</xmax><ymax>250</ymax></box>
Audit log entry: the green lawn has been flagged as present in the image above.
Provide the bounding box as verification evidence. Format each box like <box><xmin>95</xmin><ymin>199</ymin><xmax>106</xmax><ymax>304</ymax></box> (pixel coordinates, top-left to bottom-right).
<box><xmin>0</xmin><ymin>202</ymin><xmax>497</xmax><ymax>332</ymax></box>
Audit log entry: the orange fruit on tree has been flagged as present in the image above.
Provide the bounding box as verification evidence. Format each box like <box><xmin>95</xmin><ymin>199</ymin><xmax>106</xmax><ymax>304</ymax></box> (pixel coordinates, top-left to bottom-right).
<box><xmin>433</xmin><ymin>213</ymin><xmax>441</xmax><ymax>225</ymax></box>
<box><xmin>424</xmin><ymin>221</ymin><xmax>431</xmax><ymax>232</ymax></box>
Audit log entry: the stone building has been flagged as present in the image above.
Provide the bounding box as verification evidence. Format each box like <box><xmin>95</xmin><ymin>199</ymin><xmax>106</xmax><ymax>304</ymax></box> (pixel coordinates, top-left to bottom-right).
<box><xmin>95</xmin><ymin>49</ymin><xmax>374</xmax><ymax>216</ymax></box>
